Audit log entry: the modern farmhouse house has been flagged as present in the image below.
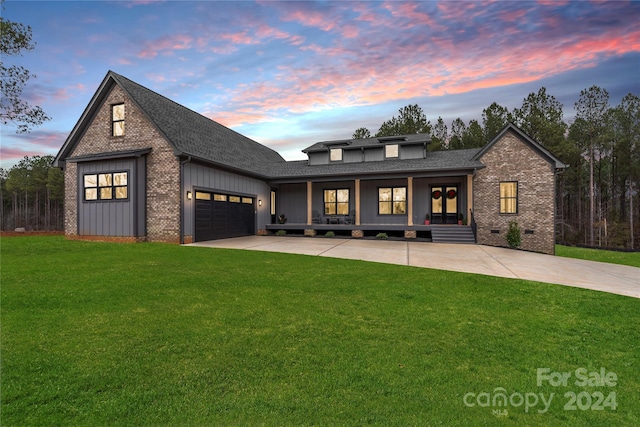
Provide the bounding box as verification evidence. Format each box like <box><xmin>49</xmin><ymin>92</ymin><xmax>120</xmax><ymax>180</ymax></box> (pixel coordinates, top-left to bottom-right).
<box><xmin>54</xmin><ymin>71</ymin><xmax>567</xmax><ymax>254</ymax></box>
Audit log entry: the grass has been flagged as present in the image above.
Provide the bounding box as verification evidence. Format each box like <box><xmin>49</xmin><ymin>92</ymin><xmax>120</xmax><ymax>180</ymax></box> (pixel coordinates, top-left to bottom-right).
<box><xmin>2</xmin><ymin>236</ymin><xmax>639</xmax><ymax>426</ymax></box>
<box><xmin>556</xmin><ymin>245</ymin><xmax>640</xmax><ymax>268</ymax></box>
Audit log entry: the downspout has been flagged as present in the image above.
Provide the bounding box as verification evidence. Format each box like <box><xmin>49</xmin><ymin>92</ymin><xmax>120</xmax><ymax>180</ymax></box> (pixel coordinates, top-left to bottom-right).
<box><xmin>179</xmin><ymin>156</ymin><xmax>192</xmax><ymax>245</ymax></box>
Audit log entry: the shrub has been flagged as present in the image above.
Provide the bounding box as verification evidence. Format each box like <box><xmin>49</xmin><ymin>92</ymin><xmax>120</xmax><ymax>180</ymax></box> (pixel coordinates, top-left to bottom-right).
<box><xmin>325</xmin><ymin>231</ymin><xmax>335</xmax><ymax>238</ymax></box>
<box><xmin>506</xmin><ymin>220</ymin><xmax>521</xmax><ymax>249</ymax></box>
<box><xmin>275</xmin><ymin>230</ymin><xmax>286</xmax><ymax>236</ymax></box>
<box><xmin>376</xmin><ymin>232</ymin><xmax>388</xmax><ymax>240</ymax></box>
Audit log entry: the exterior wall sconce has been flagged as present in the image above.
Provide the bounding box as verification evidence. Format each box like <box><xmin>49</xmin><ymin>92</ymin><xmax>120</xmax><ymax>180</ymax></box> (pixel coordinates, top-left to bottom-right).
<box><xmin>187</xmin><ymin>191</ymin><xmax>192</xmax><ymax>200</ymax></box>
<box><xmin>258</xmin><ymin>199</ymin><xmax>262</xmax><ymax>206</ymax></box>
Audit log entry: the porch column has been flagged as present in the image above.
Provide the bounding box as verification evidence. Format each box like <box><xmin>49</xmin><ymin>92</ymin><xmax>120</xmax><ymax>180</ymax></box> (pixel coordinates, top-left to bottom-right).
<box><xmin>307</xmin><ymin>181</ymin><xmax>312</xmax><ymax>225</ymax></box>
<box><xmin>407</xmin><ymin>176</ymin><xmax>413</xmax><ymax>226</ymax></box>
<box><xmin>355</xmin><ymin>179</ymin><xmax>361</xmax><ymax>225</ymax></box>
<box><xmin>467</xmin><ymin>174</ymin><xmax>473</xmax><ymax>222</ymax></box>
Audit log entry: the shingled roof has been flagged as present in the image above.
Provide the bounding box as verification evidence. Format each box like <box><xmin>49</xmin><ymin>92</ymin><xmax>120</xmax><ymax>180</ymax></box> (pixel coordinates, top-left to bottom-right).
<box><xmin>268</xmin><ymin>148</ymin><xmax>484</xmax><ymax>180</ymax></box>
<box><xmin>54</xmin><ymin>71</ymin><xmax>285</xmax><ymax>176</ymax></box>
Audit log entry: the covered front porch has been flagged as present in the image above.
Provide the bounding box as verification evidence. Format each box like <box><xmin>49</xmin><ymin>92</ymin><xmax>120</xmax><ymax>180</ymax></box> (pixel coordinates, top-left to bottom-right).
<box><xmin>268</xmin><ymin>173</ymin><xmax>476</xmax><ymax>241</ymax></box>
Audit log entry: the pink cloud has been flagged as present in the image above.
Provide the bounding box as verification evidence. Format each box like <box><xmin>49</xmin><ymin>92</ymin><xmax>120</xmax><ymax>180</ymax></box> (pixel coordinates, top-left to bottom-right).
<box><xmin>137</xmin><ymin>34</ymin><xmax>193</xmax><ymax>58</ymax></box>
<box><xmin>0</xmin><ymin>131</ymin><xmax>66</xmax><ymax>165</ymax></box>
<box><xmin>203</xmin><ymin>110</ymin><xmax>272</xmax><ymax>128</ymax></box>
<box><xmin>208</xmin><ymin>13</ymin><xmax>640</xmax><ymax>129</ymax></box>
<box><xmin>382</xmin><ymin>1</ymin><xmax>440</xmax><ymax>29</ymax></box>
<box><xmin>351</xmin><ymin>2</ymin><xmax>384</xmax><ymax>24</ymax></box>
<box><xmin>124</xmin><ymin>0</ymin><xmax>166</xmax><ymax>8</ymax></box>
<box><xmin>0</xmin><ymin>146</ymin><xmax>47</xmax><ymax>163</ymax></box>
<box><xmin>9</xmin><ymin>131</ymin><xmax>67</xmax><ymax>149</ymax></box>
<box><xmin>498</xmin><ymin>8</ymin><xmax>529</xmax><ymax>22</ymax></box>
<box><xmin>281</xmin><ymin>8</ymin><xmax>337</xmax><ymax>32</ymax></box>
<box><xmin>53</xmin><ymin>88</ymin><xmax>70</xmax><ymax>101</ymax></box>
<box><xmin>537</xmin><ymin>0</ymin><xmax>570</xmax><ymax>5</ymax></box>
<box><xmin>221</xmin><ymin>31</ymin><xmax>257</xmax><ymax>45</ymax></box>
<box><xmin>436</xmin><ymin>1</ymin><xmax>492</xmax><ymax>22</ymax></box>
<box><xmin>145</xmin><ymin>73</ymin><xmax>167</xmax><ymax>83</ymax></box>
<box><xmin>341</xmin><ymin>25</ymin><xmax>359</xmax><ymax>39</ymax></box>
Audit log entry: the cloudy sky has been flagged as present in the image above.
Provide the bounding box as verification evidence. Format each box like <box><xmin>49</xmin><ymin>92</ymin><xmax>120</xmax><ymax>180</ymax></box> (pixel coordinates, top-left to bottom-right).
<box><xmin>1</xmin><ymin>0</ymin><xmax>639</xmax><ymax>169</ymax></box>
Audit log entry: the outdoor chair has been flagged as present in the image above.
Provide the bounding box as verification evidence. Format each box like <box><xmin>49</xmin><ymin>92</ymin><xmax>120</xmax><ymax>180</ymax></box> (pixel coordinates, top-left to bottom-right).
<box><xmin>344</xmin><ymin>210</ymin><xmax>356</xmax><ymax>224</ymax></box>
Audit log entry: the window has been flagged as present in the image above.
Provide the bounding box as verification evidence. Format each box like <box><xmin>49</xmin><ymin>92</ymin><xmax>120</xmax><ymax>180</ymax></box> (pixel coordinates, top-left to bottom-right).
<box><xmin>196</xmin><ymin>192</ymin><xmax>212</xmax><ymax>200</ymax></box>
<box><xmin>229</xmin><ymin>196</ymin><xmax>241</xmax><ymax>203</ymax></box>
<box><xmin>385</xmin><ymin>144</ymin><xmax>399</xmax><ymax>158</ymax></box>
<box><xmin>213</xmin><ymin>194</ymin><xmax>226</xmax><ymax>201</ymax></box>
<box><xmin>270</xmin><ymin>190</ymin><xmax>276</xmax><ymax>216</ymax></box>
<box><xmin>242</xmin><ymin>197</ymin><xmax>253</xmax><ymax>204</ymax></box>
<box><xmin>324</xmin><ymin>189</ymin><xmax>349</xmax><ymax>215</ymax></box>
<box><xmin>112</xmin><ymin>103</ymin><xmax>125</xmax><ymax>136</ymax></box>
<box><xmin>330</xmin><ymin>148</ymin><xmax>343</xmax><ymax>162</ymax></box>
<box><xmin>379</xmin><ymin>187</ymin><xmax>406</xmax><ymax>215</ymax></box>
<box><xmin>84</xmin><ymin>172</ymin><xmax>128</xmax><ymax>201</ymax></box>
<box><xmin>500</xmin><ymin>182</ymin><xmax>518</xmax><ymax>214</ymax></box>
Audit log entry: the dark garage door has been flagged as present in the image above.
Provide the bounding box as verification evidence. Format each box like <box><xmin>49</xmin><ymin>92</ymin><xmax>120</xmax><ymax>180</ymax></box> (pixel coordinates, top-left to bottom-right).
<box><xmin>195</xmin><ymin>191</ymin><xmax>255</xmax><ymax>242</ymax></box>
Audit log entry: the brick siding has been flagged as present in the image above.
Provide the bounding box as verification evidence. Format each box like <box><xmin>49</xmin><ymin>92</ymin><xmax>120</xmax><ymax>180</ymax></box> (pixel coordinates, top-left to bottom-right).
<box><xmin>64</xmin><ymin>162</ymin><xmax>78</xmax><ymax>237</ymax></box>
<box><xmin>474</xmin><ymin>131</ymin><xmax>557</xmax><ymax>254</ymax></box>
<box><xmin>65</xmin><ymin>84</ymin><xmax>181</xmax><ymax>243</ymax></box>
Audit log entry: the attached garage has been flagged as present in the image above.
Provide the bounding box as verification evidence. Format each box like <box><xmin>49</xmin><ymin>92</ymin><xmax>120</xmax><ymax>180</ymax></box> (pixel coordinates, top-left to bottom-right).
<box><xmin>194</xmin><ymin>191</ymin><xmax>255</xmax><ymax>242</ymax></box>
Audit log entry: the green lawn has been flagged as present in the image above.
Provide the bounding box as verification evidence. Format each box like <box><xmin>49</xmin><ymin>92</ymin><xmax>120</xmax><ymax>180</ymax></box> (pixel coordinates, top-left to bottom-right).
<box><xmin>2</xmin><ymin>237</ymin><xmax>639</xmax><ymax>426</ymax></box>
<box><xmin>556</xmin><ymin>244</ymin><xmax>640</xmax><ymax>268</ymax></box>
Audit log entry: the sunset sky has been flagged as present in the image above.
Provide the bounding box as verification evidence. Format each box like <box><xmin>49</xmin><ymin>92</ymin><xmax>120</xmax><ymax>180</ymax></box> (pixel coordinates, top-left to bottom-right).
<box><xmin>1</xmin><ymin>0</ymin><xmax>639</xmax><ymax>169</ymax></box>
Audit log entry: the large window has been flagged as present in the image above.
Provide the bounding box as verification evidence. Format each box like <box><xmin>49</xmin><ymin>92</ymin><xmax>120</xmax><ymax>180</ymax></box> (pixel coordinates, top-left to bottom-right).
<box><xmin>385</xmin><ymin>144</ymin><xmax>399</xmax><ymax>158</ymax></box>
<box><xmin>330</xmin><ymin>148</ymin><xmax>343</xmax><ymax>162</ymax></box>
<box><xmin>112</xmin><ymin>103</ymin><xmax>125</xmax><ymax>136</ymax></box>
<box><xmin>500</xmin><ymin>181</ymin><xmax>518</xmax><ymax>214</ymax></box>
<box><xmin>84</xmin><ymin>172</ymin><xmax>128</xmax><ymax>201</ymax></box>
<box><xmin>379</xmin><ymin>187</ymin><xmax>406</xmax><ymax>215</ymax></box>
<box><xmin>324</xmin><ymin>189</ymin><xmax>349</xmax><ymax>215</ymax></box>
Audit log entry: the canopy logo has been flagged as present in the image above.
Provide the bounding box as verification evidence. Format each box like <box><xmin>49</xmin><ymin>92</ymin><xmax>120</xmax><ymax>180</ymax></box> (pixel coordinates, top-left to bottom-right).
<box><xmin>463</xmin><ymin>367</ymin><xmax>618</xmax><ymax>416</ymax></box>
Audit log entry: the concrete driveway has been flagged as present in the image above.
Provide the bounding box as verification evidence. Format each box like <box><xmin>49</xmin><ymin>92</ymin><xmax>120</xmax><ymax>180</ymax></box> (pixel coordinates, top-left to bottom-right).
<box><xmin>186</xmin><ymin>236</ymin><xmax>640</xmax><ymax>299</ymax></box>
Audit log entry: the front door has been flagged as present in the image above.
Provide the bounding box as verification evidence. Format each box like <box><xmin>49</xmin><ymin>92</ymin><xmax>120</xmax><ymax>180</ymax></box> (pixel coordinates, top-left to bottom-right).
<box><xmin>431</xmin><ymin>185</ymin><xmax>458</xmax><ymax>224</ymax></box>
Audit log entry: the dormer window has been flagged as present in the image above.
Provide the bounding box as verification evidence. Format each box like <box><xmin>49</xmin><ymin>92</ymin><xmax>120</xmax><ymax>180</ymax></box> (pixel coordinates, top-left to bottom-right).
<box><xmin>385</xmin><ymin>144</ymin><xmax>399</xmax><ymax>158</ymax></box>
<box><xmin>112</xmin><ymin>103</ymin><xmax>125</xmax><ymax>136</ymax></box>
<box><xmin>330</xmin><ymin>148</ymin><xmax>343</xmax><ymax>162</ymax></box>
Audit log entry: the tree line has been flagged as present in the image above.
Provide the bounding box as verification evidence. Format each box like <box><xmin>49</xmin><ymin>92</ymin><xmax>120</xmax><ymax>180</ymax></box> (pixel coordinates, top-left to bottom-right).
<box><xmin>0</xmin><ymin>155</ymin><xmax>64</xmax><ymax>232</ymax></box>
<box><xmin>353</xmin><ymin>87</ymin><xmax>640</xmax><ymax>249</ymax></box>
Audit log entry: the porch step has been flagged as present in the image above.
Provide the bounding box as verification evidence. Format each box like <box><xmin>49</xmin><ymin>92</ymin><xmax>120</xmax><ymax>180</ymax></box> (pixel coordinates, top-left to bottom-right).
<box><xmin>431</xmin><ymin>226</ymin><xmax>475</xmax><ymax>244</ymax></box>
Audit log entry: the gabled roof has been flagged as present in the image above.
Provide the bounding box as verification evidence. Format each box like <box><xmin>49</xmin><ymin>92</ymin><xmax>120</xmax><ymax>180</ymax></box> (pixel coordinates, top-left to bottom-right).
<box><xmin>303</xmin><ymin>133</ymin><xmax>430</xmax><ymax>153</ymax></box>
<box><xmin>472</xmin><ymin>123</ymin><xmax>567</xmax><ymax>170</ymax></box>
<box><xmin>54</xmin><ymin>71</ymin><xmax>285</xmax><ymax>176</ymax></box>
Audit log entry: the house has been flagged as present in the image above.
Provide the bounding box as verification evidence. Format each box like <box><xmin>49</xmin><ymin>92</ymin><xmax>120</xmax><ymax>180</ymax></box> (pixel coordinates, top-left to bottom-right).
<box><xmin>54</xmin><ymin>71</ymin><xmax>567</xmax><ymax>254</ymax></box>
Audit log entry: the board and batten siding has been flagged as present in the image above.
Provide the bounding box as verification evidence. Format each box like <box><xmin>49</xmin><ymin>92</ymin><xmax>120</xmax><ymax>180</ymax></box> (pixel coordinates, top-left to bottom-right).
<box><xmin>275</xmin><ymin>183</ymin><xmax>307</xmax><ymax>223</ymax></box>
<box><xmin>360</xmin><ymin>178</ymin><xmax>407</xmax><ymax>225</ymax></box>
<box><xmin>182</xmin><ymin>163</ymin><xmax>272</xmax><ymax>240</ymax></box>
<box><xmin>400</xmin><ymin>144</ymin><xmax>424</xmax><ymax>160</ymax></box>
<box><xmin>76</xmin><ymin>158</ymin><xmax>146</xmax><ymax>237</ymax></box>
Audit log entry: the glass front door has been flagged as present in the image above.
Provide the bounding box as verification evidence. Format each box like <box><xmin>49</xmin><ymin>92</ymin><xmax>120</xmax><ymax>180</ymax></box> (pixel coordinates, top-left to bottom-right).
<box><xmin>431</xmin><ymin>186</ymin><xmax>458</xmax><ymax>224</ymax></box>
